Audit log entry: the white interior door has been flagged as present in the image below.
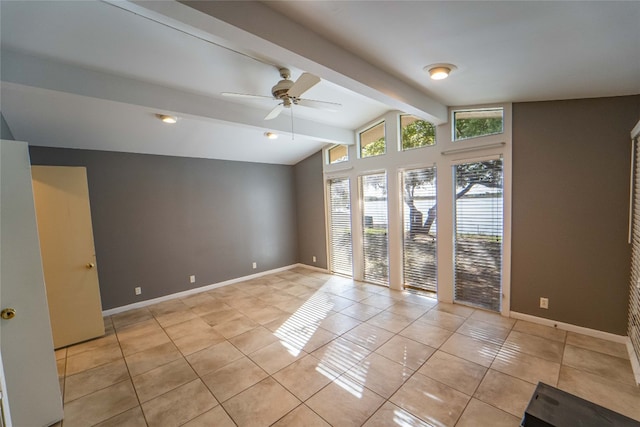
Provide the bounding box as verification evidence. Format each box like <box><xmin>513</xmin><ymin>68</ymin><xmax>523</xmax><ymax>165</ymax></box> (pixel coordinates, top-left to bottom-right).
<box><xmin>0</xmin><ymin>151</ymin><xmax>11</xmax><ymax>427</ymax></box>
<box><xmin>32</xmin><ymin>166</ymin><xmax>105</xmax><ymax>348</ymax></box>
<box><xmin>0</xmin><ymin>140</ymin><xmax>63</xmax><ymax>426</ymax></box>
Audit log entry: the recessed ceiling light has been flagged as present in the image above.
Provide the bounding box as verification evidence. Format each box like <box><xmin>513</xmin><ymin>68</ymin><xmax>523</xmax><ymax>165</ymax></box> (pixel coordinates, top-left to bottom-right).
<box><xmin>264</xmin><ymin>132</ymin><xmax>278</xmax><ymax>140</ymax></box>
<box><xmin>424</xmin><ymin>63</ymin><xmax>457</xmax><ymax>80</ymax></box>
<box><xmin>156</xmin><ymin>114</ymin><xmax>177</xmax><ymax>124</ymax></box>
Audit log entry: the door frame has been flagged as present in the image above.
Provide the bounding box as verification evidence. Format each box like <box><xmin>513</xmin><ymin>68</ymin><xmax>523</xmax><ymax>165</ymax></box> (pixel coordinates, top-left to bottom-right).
<box><xmin>0</xmin><ymin>351</ymin><xmax>12</xmax><ymax>427</ymax></box>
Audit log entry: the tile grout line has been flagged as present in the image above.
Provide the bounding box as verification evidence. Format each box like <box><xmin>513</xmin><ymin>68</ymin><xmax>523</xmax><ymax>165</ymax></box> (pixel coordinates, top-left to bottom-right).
<box><xmin>237</xmin><ymin>275</ymin><xmax>340</xmax><ymax>425</ymax></box>
<box><xmin>454</xmin><ymin>311</ymin><xmax>520</xmax><ymax>425</ymax></box>
<box><xmin>106</xmin><ymin>315</ymin><xmax>149</xmax><ymax>427</ymax></box>
<box><xmin>60</xmin><ymin>316</ymin><xmax>139</xmax><ymax>426</ymax></box>
<box><xmin>62</xmin><ymin>269</ymin><xmax>639</xmax><ymax>426</ymax></box>
<box><xmin>147</xmin><ymin>305</ymin><xmax>244</xmax><ymax>425</ymax></box>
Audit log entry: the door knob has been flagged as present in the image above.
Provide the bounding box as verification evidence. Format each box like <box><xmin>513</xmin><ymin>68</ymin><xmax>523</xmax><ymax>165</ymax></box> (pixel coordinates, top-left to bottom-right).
<box><xmin>86</xmin><ymin>262</ymin><xmax>95</xmax><ymax>269</ymax></box>
<box><xmin>1</xmin><ymin>308</ymin><xmax>16</xmax><ymax>320</ymax></box>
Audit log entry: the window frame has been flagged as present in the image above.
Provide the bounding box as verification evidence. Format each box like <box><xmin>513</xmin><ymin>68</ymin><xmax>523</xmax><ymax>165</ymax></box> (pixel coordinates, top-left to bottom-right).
<box><xmin>326</xmin><ymin>176</ymin><xmax>354</xmax><ymax>277</ymax></box>
<box><xmin>399</xmin><ymin>114</ymin><xmax>437</xmax><ymax>152</ymax></box>
<box><xmin>451</xmin><ymin>107</ymin><xmax>504</xmax><ymax>142</ymax></box>
<box><xmin>321</xmin><ymin>104</ymin><xmax>512</xmax><ymax>317</ymax></box>
<box><xmin>401</xmin><ymin>165</ymin><xmax>438</xmax><ymax>293</ymax></box>
<box><xmin>452</xmin><ymin>156</ymin><xmax>504</xmax><ymax>311</ymax></box>
<box><xmin>358</xmin><ymin>120</ymin><xmax>387</xmax><ymax>159</ymax></box>
<box><xmin>327</xmin><ymin>144</ymin><xmax>349</xmax><ymax>165</ymax></box>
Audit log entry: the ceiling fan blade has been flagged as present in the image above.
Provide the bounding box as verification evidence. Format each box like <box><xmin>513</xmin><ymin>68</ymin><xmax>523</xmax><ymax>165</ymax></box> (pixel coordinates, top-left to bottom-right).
<box><xmin>287</xmin><ymin>72</ymin><xmax>321</xmax><ymax>98</ymax></box>
<box><xmin>297</xmin><ymin>98</ymin><xmax>342</xmax><ymax>112</ymax></box>
<box><xmin>264</xmin><ymin>104</ymin><xmax>284</xmax><ymax>120</ymax></box>
<box><xmin>221</xmin><ymin>92</ymin><xmax>273</xmax><ymax>100</ymax></box>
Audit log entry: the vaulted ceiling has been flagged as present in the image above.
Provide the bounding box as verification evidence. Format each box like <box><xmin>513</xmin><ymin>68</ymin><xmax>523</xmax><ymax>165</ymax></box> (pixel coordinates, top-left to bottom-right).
<box><xmin>1</xmin><ymin>1</ymin><xmax>638</xmax><ymax>165</ymax></box>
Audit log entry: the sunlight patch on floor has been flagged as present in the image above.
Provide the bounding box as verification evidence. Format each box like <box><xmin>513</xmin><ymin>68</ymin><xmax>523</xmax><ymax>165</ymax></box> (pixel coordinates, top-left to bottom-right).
<box><xmin>275</xmin><ymin>291</ymin><xmax>334</xmax><ymax>356</ymax></box>
<box><xmin>316</xmin><ymin>339</ymin><xmax>370</xmax><ymax>398</ymax></box>
<box><xmin>393</xmin><ymin>407</ymin><xmax>431</xmax><ymax>426</ymax></box>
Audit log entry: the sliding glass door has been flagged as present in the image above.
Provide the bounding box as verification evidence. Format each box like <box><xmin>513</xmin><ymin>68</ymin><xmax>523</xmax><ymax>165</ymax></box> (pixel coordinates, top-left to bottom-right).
<box><xmin>454</xmin><ymin>159</ymin><xmax>503</xmax><ymax>311</ymax></box>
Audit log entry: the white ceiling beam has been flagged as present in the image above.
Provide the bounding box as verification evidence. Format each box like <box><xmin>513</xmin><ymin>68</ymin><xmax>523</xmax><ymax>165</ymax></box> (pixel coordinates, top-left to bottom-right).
<box><xmin>1</xmin><ymin>50</ymin><xmax>353</xmax><ymax>145</ymax></box>
<box><xmin>128</xmin><ymin>0</ymin><xmax>448</xmax><ymax>124</ymax></box>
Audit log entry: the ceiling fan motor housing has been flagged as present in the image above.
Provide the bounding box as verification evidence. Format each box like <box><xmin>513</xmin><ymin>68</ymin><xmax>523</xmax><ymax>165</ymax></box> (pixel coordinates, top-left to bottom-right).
<box><xmin>221</xmin><ymin>67</ymin><xmax>333</xmax><ymax>120</ymax></box>
<box><xmin>272</xmin><ymin>67</ymin><xmax>297</xmax><ymax>105</ymax></box>
<box><xmin>272</xmin><ymin>79</ymin><xmax>294</xmax><ymax>101</ymax></box>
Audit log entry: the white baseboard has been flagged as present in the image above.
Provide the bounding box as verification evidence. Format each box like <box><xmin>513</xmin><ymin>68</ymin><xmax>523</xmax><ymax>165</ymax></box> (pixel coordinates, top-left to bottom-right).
<box><xmin>294</xmin><ymin>263</ymin><xmax>329</xmax><ymax>273</ymax></box>
<box><xmin>510</xmin><ymin>312</ymin><xmax>640</xmax><ymax>385</ymax></box>
<box><xmin>103</xmin><ymin>264</ymin><xmax>299</xmax><ymax>316</ymax></box>
<box><xmin>509</xmin><ymin>311</ymin><xmax>628</xmax><ymax>344</ymax></box>
<box><xmin>626</xmin><ymin>338</ymin><xmax>640</xmax><ymax>386</ymax></box>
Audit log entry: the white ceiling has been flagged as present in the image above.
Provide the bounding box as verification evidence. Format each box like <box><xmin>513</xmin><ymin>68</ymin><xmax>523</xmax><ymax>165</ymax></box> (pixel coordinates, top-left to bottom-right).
<box><xmin>1</xmin><ymin>1</ymin><xmax>638</xmax><ymax>165</ymax></box>
<box><xmin>266</xmin><ymin>0</ymin><xmax>640</xmax><ymax>106</ymax></box>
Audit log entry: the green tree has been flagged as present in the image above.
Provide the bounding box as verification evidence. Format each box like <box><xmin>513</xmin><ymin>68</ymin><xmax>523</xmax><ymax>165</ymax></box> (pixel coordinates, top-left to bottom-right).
<box><xmin>401</xmin><ymin>116</ymin><xmax>503</xmax><ymax>235</ymax></box>
<box><xmin>402</xmin><ymin>119</ymin><xmax>435</xmax><ymax>150</ymax></box>
<box><xmin>361</xmin><ymin>136</ymin><xmax>385</xmax><ymax>157</ymax></box>
<box><xmin>362</xmin><ymin>116</ymin><xmax>435</xmax><ymax>157</ymax></box>
<box><xmin>405</xmin><ymin>160</ymin><xmax>502</xmax><ymax>236</ymax></box>
<box><xmin>361</xmin><ymin>118</ymin><xmax>503</xmax><ymax>235</ymax></box>
<box><xmin>455</xmin><ymin>117</ymin><xmax>502</xmax><ymax>140</ymax></box>
<box><xmin>401</xmin><ymin>119</ymin><xmax>437</xmax><ymax>235</ymax></box>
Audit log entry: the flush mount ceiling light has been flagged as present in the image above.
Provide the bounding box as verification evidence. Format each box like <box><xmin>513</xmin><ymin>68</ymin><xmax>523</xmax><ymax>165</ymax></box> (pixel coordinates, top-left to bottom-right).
<box><xmin>424</xmin><ymin>63</ymin><xmax>457</xmax><ymax>80</ymax></box>
<box><xmin>156</xmin><ymin>114</ymin><xmax>177</xmax><ymax>124</ymax></box>
<box><xmin>264</xmin><ymin>132</ymin><xmax>278</xmax><ymax>140</ymax></box>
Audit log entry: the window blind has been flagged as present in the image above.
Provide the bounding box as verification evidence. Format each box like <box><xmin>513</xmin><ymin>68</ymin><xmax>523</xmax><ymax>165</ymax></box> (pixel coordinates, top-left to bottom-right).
<box><xmin>629</xmin><ymin>137</ymin><xmax>640</xmax><ymax>363</ymax></box>
<box><xmin>361</xmin><ymin>173</ymin><xmax>389</xmax><ymax>285</ymax></box>
<box><xmin>328</xmin><ymin>178</ymin><xmax>353</xmax><ymax>277</ymax></box>
<box><xmin>402</xmin><ymin>167</ymin><xmax>437</xmax><ymax>293</ymax></box>
<box><xmin>454</xmin><ymin>159</ymin><xmax>503</xmax><ymax>311</ymax></box>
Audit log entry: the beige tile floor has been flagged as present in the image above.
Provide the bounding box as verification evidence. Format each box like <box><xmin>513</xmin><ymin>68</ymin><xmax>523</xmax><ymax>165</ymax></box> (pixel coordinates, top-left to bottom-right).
<box><xmin>54</xmin><ymin>267</ymin><xmax>640</xmax><ymax>427</ymax></box>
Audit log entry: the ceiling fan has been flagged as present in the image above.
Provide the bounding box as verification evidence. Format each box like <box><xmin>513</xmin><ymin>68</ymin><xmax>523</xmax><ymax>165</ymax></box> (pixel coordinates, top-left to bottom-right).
<box><xmin>222</xmin><ymin>68</ymin><xmax>342</xmax><ymax>120</ymax></box>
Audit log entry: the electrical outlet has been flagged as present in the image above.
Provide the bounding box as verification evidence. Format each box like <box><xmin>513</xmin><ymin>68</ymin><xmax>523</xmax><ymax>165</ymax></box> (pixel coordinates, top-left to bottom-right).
<box><xmin>252</xmin><ymin>262</ymin><xmax>257</xmax><ymax>269</ymax></box>
<box><xmin>135</xmin><ymin>287</ymin><xmax>142</xmax><ymax>296</ymax></box>
<box><xmin>312</xmin><ymin>256</ymin><xmax>317</xmax><ymax>263</ymax></box>
<box><xmin>189</xmin><ymin>275</ymin><xmax>196</xmax><ymax>283</ymax></box>
<box><xmin>540</xmin><ymin>297</ymin><xmax>549</xmax><ymax>309</ymax></box>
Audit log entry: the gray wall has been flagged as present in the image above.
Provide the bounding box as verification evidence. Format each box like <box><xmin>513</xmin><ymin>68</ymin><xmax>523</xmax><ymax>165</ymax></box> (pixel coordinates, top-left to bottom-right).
<box><xmin>25</xmin><ymin>95</ymin><xmax>640</xmax><ymax>334</ymax></box>
<box><xmin>1</xmin><ymin>112</ymin><xmax>15</xmax><ymax>140</ymax></box>
<box><xmin>29</xmin><ymin>147</ymin><xmax>298</xmax><ymax>310</ymax></box>
<box><xmin>295</xmin><ymin>151</ymin><xmax>327</xmax><ymax>269</ymax></box>
<box><xmin>294</xmin><ymin>96</ymin><xmax>639</xmax><ymax>335</ymax></box>
<box><xmin>512</xmin><ymin>95</ymin><xmax>640</xmax><ymax>334</ymax></box>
